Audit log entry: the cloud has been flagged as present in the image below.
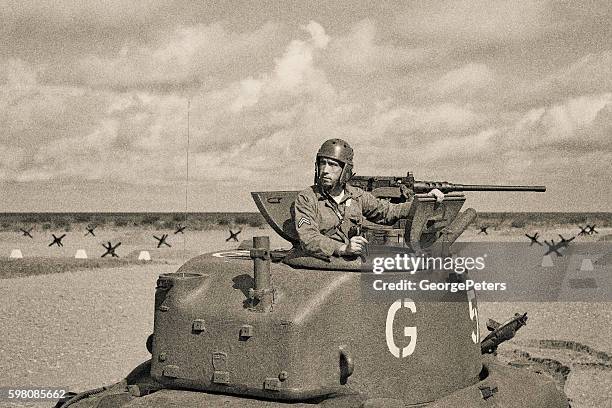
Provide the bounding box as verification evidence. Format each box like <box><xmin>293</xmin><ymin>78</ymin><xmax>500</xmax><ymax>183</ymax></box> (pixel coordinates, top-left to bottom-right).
<box><xmin>303</xmin><ymin>20</ymin><xmax>330</xmax><ymax>49</ymax></box>
<box><xmin>0</xmin><ymin>143</ymin><xmax>26</xmax><ymax>180</ymax></box>
<box><xmin>355</xmin><ymin>91</ymin><xmax>612</xmax><ymax>187</ymax></box>
<box><xmin>530</xmin><ymin>51</ymin><xmax>612</xmax><ymax>101</ymax></box>
<box><xmin>431</xmin><ymin>63</ymin><xmax>495</xmax><ymax>95</ymax></box>
<box><xmin>271</xmin><ymin>21</ymin><xmax>329</xmax><ymax>92</ymax></box>
<box><xmin>0</xmin><ymin>57</ymin><xmax>189</xmax><ymax>184</ymax></box>
<box><xmin>0</xmin><ymin>21</ymin><xmax>340</xmax><ymax>187</ymax></box>
<box><xmin>0</xmin><ymin>60</ymin><xmax>108</xmax><ymax>153</ymax></box>
<box><xmin>0</xmin><ymin>59</ymin><xmax>38</xmax><ymax>91</ymax></box>
<box><xmin>60</xmin><ymin>22</ymin><xmax>281</xmax><ymax>90</ymax></box>
<box><xmin>1</xmin><ymin>14</ymin><xmax>611</xmax><ymax>211</ymax></box>
<box><xmin>369</xmin><ymin>103</ymin><xmax>484</xmax><ymax>143</ymax></box>
<box><xmin>0</xmin><ymin>0</ymin><xmax>162</xmax><ymax>27</ymax></box>
<box><xmin>509</xmin><ymin>93</ymin><xmax>612</xmax><ymax>151</ymax></box>
<box><xmin>327</xmin><ymin>19</ymin><xmax>434</xmax><ymax>74</ymax></box>
<box><xmin>394</xmin><ymin>0</ymin><xmax>550</xmax><ymax>45</ymax></box>
<box><xmin>7</xmin><ymin>23</ymin><xmax>606</xmax><ymax>191</ymax></box>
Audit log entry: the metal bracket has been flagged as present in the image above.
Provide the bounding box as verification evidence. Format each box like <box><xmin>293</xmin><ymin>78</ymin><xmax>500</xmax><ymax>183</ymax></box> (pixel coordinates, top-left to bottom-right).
<box><xmin>264</xmin><ymin>378</ymin><xmax>281</xmax><ymax>391</ymax></box>
<box><xmin>162</xmin><ymin>365</ymin><xmax>180</xmax><ymax>378</ymax></box>
<box><xmin>479</xmin><ymin>385</ymin><xmax>498</xmax><ymax>400</ymax></box>
<box><xmin>248</xmin><ymin>287</ymin><xmax>274</xmax><ymax>301</ymax></box>
<box><xmin>212</xmin><ymin>351</ymin><xmax>230</xmax><ymax>384</ymax></box>
<box><xmin>213</xmin><ymin>371</ymin><xmax>230</xmax><ymax>384</ymax></box>
<box><xmin>155</xmin><ymin>278</ymin><xmax>173</xmax><ymax>290</ymax></box>
<box><xmin>212</xmin><ymin>352</ymin><xmax>227</xmax><ymax>370</ymax></box>
<box><xmin>239</xmin><ymin>324</ymin><xmax>254</xmax><ymax>339</ymax></box>
<box><xmin>250</xmin><ymin>248</ymin><xmax>270</xmax><ymax>260</ymax></box>
<box><xmin>192</xmin><ymin>319</ymin><xmax>206</xmax><ymax>333</ymax></box>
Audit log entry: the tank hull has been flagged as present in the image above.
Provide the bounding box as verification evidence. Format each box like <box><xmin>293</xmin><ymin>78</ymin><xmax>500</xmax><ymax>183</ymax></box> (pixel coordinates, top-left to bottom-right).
<box><xmin>57</xmin><ymin>359</ymin><xmax>567</xmax><ymax>408</ymax></box>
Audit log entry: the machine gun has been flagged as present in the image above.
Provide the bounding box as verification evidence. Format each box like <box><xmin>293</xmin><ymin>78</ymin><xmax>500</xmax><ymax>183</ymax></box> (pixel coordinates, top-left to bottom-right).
<box><xmin>347</xmin><ymin>173</ymin><xmax>545</xmax><ymax>252</ymax></box>
<box><xmin>481</xmin><ymin>312</ymin><xmax>529</xmax><ymax>354</ymax></box>
<box><xmin>252</xmin><ymin>172</ymin><xmax>546</xmax><ymax>255</ymax></box>
<box><xmin>349</xmin><ymin>172</ymin><xmax>545</xmax><ymax>200</ymax></box>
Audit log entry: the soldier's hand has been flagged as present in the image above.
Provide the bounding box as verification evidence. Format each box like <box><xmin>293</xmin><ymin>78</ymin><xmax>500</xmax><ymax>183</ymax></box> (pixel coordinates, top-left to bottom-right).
<box><xmin>339</xmin><ymin>236</ymin><xmax>369</xmax><ymax>256</ymax></box>
<box><xmin>427</xmin><ymin>188</ymin><xmax>445</xmax><ymax>203</ymax></box>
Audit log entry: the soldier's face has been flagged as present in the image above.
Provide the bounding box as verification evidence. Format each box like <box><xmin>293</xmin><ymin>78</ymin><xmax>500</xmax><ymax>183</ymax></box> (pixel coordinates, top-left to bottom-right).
<box><xmin>318</xmin><ymin>157</ymin><xmax>343</xmax><ymax>189</ymax></box>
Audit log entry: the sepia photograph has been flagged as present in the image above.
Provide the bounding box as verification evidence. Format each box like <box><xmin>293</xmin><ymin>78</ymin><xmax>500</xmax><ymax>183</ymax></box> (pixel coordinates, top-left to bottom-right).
<box><xmin>0</xmin><ymin>1</ymin><xmax>611</xmax><ymax>407</ymax></box>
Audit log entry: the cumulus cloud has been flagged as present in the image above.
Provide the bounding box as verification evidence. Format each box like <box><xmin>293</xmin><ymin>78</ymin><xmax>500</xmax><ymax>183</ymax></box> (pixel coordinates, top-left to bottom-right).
<box><xmin>0</xmin><ymin>21</ymin><xmax>338</xmax><ymax>187</ymax></box>
<box><xmin>394</xmin><ymin>0</ymin><xmax>549</xmax><ymax>45</ymax></box>
<box><xmin>509</xmin><ymin>93</ymin><xmax>612</xmax><ymax>151</ymax></box>
<box><xmin>1</xmin><ymin>11</ymin><xmax>611</xmax><ymax>211</ymax></box>
<box><xmin>0</xmin><ymin>143</ymin><xmax>26</xmax><ymax>180</ymax></box>
<box><xmin>530</xmin><ymin>51</ymin><xmax>612</xmax><ymax>101</ymax></box>
<box><xmin>2</xmin><ymin>22</ymin><xmax>609</xmax><ymax>191</ymax></box>
<box><xmin>422</xmin><ymin>93</ymin><xmax>612</xmax><ymax>185</ymax></box>
<box><xmin>356</xmin><ymin>90</ymin><xmax>612</xmax><ymax>189</ymax></box>
<box><xmin>303</xmin><ymin>21</ymin><xmax>330</xmax><ymax>49</ymax></box>
<box><xmin>65</xmin><ymin>22</ymin><xmax>281</xmax><ymax>90</ymax></box>
<box><xmin>271</xmin><ymin>21</ymin><xmax>329</xmax><ymax>92</ymax></box>
<box><xmin>431</xmin><ymin>63</ymin><xmax>495</xmax><ymax>95</ymax></box>
<box><xmin>369</xmin><ymin>103</ymin><xmax>483</xmax><ymax>144</ymax></box>
<box><xmin>328</xmin><ymin>19</ymin><xmax>434</xmax><ymax>74</ymax></box>
<box><xmin>183</xmin><ymin>20</ymin><xmax>338</xmax><ymax>158</ymax></box>
<box><xmin>0</xmin><ymin>59</ymin><xmax>38</xmax><ymax>91</ymax></box>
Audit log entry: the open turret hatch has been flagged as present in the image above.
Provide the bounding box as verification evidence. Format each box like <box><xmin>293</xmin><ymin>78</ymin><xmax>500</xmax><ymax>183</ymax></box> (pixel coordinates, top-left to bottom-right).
<box><xmin>251</xmin><ymin>191</ymin><xmax>300</xmax><ymax>244</ymax></box>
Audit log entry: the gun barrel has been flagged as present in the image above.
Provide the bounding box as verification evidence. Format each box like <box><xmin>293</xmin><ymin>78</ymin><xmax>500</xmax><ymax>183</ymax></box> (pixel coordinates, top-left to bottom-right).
<box><xmin>413</xmin><ymin>181</ymin><xmax>546</xmax><ymax>193</ymax></box>
<box><xmin>451</xmin><ymin>184</ymin><xmax>546</xmax><ymax>192</ymax></box>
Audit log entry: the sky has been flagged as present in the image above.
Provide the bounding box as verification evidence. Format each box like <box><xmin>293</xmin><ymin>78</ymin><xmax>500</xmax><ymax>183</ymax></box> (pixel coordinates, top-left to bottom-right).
<box><xmin>0</xmin><ymin>0</ymin><xmax>611</xmax><ymax>212</ymax></box>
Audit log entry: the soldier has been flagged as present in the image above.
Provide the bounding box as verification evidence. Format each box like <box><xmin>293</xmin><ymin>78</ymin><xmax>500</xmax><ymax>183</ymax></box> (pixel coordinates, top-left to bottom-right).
<box><xmin>293</xmin><ymin>139</ymin><xmax>444</xmax><ymax>259</ymax></box>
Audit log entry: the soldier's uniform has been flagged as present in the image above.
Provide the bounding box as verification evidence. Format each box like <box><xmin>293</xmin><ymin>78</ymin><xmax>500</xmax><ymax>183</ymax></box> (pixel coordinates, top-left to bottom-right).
<box><xmin>293</xmin><ymin>184</ymin><xmax>413</xmax><ymax>259</ymax></box>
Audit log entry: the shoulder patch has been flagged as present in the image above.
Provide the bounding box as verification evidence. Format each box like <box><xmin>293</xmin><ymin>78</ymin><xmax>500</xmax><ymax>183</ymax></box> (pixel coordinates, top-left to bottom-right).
<box><xmin>298</xmin><ymin>217</ymin><xmax>311</xmax><ymax>228</ymax></box>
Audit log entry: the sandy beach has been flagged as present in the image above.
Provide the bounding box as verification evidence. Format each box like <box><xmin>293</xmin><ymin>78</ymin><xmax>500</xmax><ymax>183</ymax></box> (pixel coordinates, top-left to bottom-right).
<box><xmin>0</xmin><ymin>226</ymin><xmax>610</xmax><ymax>407</ymax></box>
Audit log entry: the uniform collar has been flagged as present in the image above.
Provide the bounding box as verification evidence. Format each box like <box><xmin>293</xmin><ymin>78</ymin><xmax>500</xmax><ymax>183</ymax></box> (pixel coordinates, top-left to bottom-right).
<box><xmin>313</xmin><ymin>184</ymin><xmax>362</xmax><ymax>203</ymax></box>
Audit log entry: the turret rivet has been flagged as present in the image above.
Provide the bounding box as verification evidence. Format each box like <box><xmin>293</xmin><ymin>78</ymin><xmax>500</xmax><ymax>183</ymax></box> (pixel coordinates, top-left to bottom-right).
<box><xmin>192</xmin><ymin>319</ymin><xmax>206</xmax><ymax>333</ymax></box>
<box><xmin>239</xmin><ymin>324</ymin><xmax>254</xmax><ymax>339</ymax></box>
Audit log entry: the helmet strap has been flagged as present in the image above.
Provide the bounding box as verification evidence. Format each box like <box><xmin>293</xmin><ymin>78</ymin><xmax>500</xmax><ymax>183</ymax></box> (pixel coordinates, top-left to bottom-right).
<box><xmin>340</xmin><ymin>164</ymin><xmax>353</xmax><ymax>184</ymax></box>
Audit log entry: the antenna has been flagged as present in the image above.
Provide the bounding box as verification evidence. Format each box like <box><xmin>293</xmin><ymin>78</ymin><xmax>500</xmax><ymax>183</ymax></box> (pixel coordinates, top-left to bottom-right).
<box><xmin>183</xmin><ymin>99</ymin><xmax>190</xmax><ymax>257</ymax></box>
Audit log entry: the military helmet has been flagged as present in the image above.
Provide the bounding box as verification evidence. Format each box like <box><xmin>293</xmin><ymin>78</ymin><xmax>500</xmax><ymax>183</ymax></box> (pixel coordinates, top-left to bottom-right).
<box><xmin>314</xmin><ymin>138</ymin><xmax>354</xmax><ymax>185</ymax></box>
<box><xmin>316</xmin><ymin>138</ymin><xmax>354</xmax><ymax>166</ymax></box>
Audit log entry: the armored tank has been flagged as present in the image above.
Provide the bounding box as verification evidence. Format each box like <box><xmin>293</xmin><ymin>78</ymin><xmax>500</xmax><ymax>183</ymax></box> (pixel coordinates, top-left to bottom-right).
<box><xmin>55</xmin><ymin>173</ymin><xmax>568</xmax><ymax>408</ymax></box>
